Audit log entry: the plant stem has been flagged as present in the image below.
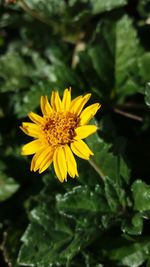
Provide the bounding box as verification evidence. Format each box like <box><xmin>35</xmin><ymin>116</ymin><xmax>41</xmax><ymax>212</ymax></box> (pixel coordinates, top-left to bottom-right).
<box><xmin>114</xmin><ymin>108</ymin><xmax>143</xmax><ymax>122</ymax></box>
<box><xmin>89</xmin><ymin>158</ymin><xmax>105</xmax><ymax>181</ymax></box>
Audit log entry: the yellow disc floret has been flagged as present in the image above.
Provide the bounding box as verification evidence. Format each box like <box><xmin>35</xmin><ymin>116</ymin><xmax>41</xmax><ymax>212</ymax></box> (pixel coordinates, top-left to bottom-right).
<box><xmin>42</xmin><ymin>112</ymin><xmax>80</xmax><ymax>146</ymax></box>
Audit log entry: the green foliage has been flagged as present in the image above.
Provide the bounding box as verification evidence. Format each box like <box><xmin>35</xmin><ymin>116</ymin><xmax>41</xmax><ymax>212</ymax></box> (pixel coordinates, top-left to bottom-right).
<box><xmin>77</xmin><ymin>14</ymin><xmax>143</xmax><ymax>103</ymax></box>
<box><xmin>131</xmin><ymin>180</ymin><xmax>150</xmax><ymax>212</ymax></box>
<box><xmin>0</xmin><ymin>161</ymin><xmax>19</xmax><ymax>202</ymax></box>
<box><xmin>145</xmin><ymin>83</ymin><xmax>150</xmax><ymax>108</ymax></box>
<box><xmin>0</xmin><ymin>0</ymin><xmax>150</xmax><ymax>267</ymax></box>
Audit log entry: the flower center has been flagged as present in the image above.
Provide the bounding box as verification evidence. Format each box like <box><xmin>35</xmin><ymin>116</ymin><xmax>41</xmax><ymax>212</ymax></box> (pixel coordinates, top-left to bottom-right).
<box><xmin>42</xmin><ymin>111</ymin><xmax>80</xmax><ymax>146</ymax></box>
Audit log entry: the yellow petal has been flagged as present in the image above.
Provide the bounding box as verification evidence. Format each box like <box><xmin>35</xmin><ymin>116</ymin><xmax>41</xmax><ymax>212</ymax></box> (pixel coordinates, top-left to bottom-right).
<box><xmin>21</xmin><ymin>139</ymin><xmax>42</xmax><ymax>155</ymax></box>
<box><xmin>70</xmin><ymin>93</ymin><xmax>91</xmax><ymax>115</ymax></box>
<box><xmin>62</xmin><ymin>88</ymin><xmax>71</xmax><ymax>111</ymax></box>
<box><xmin>64</xmin><ymin>145</ymin><xmax>78</xmax><ymax>178</ymax></box>
<box><xmin>50</xmin><ymin>91</ymin><xmax>55</xmax><ymax>109</ymax></box>
<box><xmin>80</xmin><ymin>103</ymin><xmax>101</xmax><ymax>125</ymax></box>
<box><xmin>70</xmin><ymin>95</ymin><xmax>82</xmax><ymax>108</ymax></box>
<box><xmin>40</xmin><ymin>96</ymin><xmax>52</xmax><ymax>116</ymax></box>
<box><xmin>55</xmin><ymin>91</ymin><xmax>62</xmax><ymax>111</ymax></box>
<box><xmin>30</xmin><ymin>150</ymin><xmax>41</xmax><ymax>172</ymax></box>
<box><xmin>31</xmin><ymin>146</ymin><xmax>52</xmax><ymax>172</ymax></box>
<box><xmin>53</xmin><ymin>147</ymin><xmax>67</xmax><ymax>182</ymax></box>
<box><xmin>50</xmin><ymin>91</ymin><xmax>62</xmax><ymax>111</ymax></box>
<box><xmin>75</xmin><ymin>125</ymin><xmax>97</xmax><ymax>139</ymax></box>
<box><xmin>28</xmin><ymin>112</ymin><xmax>44</xmax><ymax>125</ymax></box>
<box><xmin>39</xmin><ymin>149</ymin><xmax>54</xmax><ymax>173</ymax></box>
<box><xmin>20</xmin><ymin>123</ymin><xmax>41</xmax><ymax>138</ymax></box>
<box><xmin>71</xmin><ymin>139</ymin><xmax>93</xmax><ymax>160</ymax></box>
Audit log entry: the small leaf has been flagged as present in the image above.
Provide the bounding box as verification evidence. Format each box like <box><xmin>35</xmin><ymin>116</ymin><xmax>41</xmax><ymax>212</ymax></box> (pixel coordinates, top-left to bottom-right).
<box><xmin>108</xmin><ymin>237</ymin><xmax>150</xmax><ymax>267</ymax></box>
<box><xmin>56</xmin><ymin>185</ymin><xmax>109</xmax><ymax>214</ymax></box>
<box><xmin>145</xmin><ymin>83</ymin><xmax>150</xmax><ymax>108</ymax></box>
<box><xmin>88</xmin><ymin>0</ymin><xmax>127</xmax><ymax>14</ymax></box>
<box><xmin>0</xmin><ymin>52</ymin><xmax>32</xmax><ymax>92</ymax></box>
<box><xmin>87</xmin><ymin>132</ymin><xmax>130</xmax><ymax>185</ymax></box>
<box><xmin>121</xmin><ymin>213</ymin><xmax>143</xmax><ymax>235</ymax></box>
<box><xmin>78</xmin><ymin>15</ymin><xmax>142</xmax><ymax>102</ymax></box>
<box><xmin>0</xmin><ymin>172</ymin><xmax>19</xmax><ymax>202</ymax></box>
<box><xmin>138</xmin><ymin>53</ymin><xmax>150</xmax><ymax>82</ymax></box>
<box><xmin>131</xmin><ymin>180</ymin><xmax>150</xmax><ymax>212</ymax></box>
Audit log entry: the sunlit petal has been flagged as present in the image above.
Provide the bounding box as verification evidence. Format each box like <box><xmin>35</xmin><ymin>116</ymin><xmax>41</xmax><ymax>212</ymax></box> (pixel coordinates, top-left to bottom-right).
<box><xmin>80</xmin><ymin>103</ymin><xmax>101</xmax><ymax>125</ymax></box>
<box><xmin>30</xmin><ymin>148</ymin><xmax>44</xmax><ymax>172</ymax></box>
<box><xmin>31</xmin><ymin>146</ymin><xmax>53</xmax><ymax>172</ymax></box>
<box><xmin>50</xmin><ymin>91</ymin><xmax>55</xmax><ymax>109</ymax></box>
<box><xmin>64</xmin><ymin>145</ymin><xmax>78</xmax><ymax>178</ymax></box>
<box><xmin>40</xmin><ymin>96</ymin><xmax>52</xmax><ymax>116</ymax></box>
<box><xmin>75</xmin><ymin>125</ymin><xmax>97</xmax><ymax>139</ymax></box>
<box><xmin>50</xmin><ymin>91</ymin><xmax>62</xmax><ymax>111</ymax></box>
<box><xmin>28</xmin><ymin>112</ymin><xmax>44</xmax><ymax>125</ymax></box>
<box><xmin>21</xmin><ymin>139</ymin><xmax>42</xmax><ymax>155</ymax></box>
<box><xmin>62</xmin><ymin>88</ymin><xmax>71</xmax><ymax>111</ymax></box>
<box><xmin>71</xmin><ymin>139</ymin><xmax>93</xmax><ymax>160</ymax></box>
<box><xmin>20</xmin><ymin>123</ymin><xmax>41</xmax><ymax>138</ymax></box>
<box><xmin>53</xmin><ymin>147</ymin><xmax>67</xmax><ymax>182</ymax></box>
<box><xmin>70</xmin><ymin>93</ymin><xmax>91</xmax><ymax>115</ymax></box>
<box><xmin>39</xmin><ymin>149</ymin><xmax>54</xmax><ymax>173</ymax></box>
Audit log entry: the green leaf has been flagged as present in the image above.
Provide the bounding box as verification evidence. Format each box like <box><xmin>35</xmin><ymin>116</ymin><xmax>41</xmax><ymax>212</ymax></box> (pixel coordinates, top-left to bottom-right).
<box><xmin>121</xmin><ymin>213</ymin><xmax>143</xmax><ymax>235</ymax></box>
<box><xmin>138</xmin><ymin>0</ymin><xmax>150</xmax><ymax>18</ymax></box>
<box><xmin>18</xmin><ymin>197</ymin><xmax>98</xmax><ymax>266</ymax></box>
<box><xmin>0</xmin><ymin>225</ymin><xmax>23</xmax><ymax>267</ymax></box>
<box><xmin>18</xmin><ymin>222</ymin><xmax>68</xmax><ymax>267</ymax></box>
<box><xmin>78</xmin><ymin>15</ymin><xmax>141</xmax><ymax>102</ymax></box>
<box><xmin>147</xmin><ymin>257</ymin><xmax>150</xmax><ymax>267</ymax></box>
<box><xmin>145</xmin><ymin>83</ymin><xmax>150</xmax><ymax>108</ymax></box>
<box><xmin>22</xmin><ymin>0</ymin><xmax>127</xmax><ymax>19</ymax></box>
<box><xmin>0</xmin><ymin>172</ymin><xmax>19</xmax><ymax>202</ymax></box>
<box><xmin>114</xmin><ymin>16</ymin><xmax>139</xmax><ymax>88</ymax></box>
<box><xmin>138</xmin><ymin>53</ymin><xmax>150</xmax><ymax>82</ymax></box>
<box><xmin>86</xmin><ymin>132</ymin><xmax>130</xmax><ymax>209</ymax></box>
<box><xmin>87</xmin><ymin>132</ymin><xmax>130</xmax><ymax>184</ymax></box>
<box><xmin>87</xmin><ymin>0</ymin><xmax>127</xmax><ymax>14</ymax></box>
<box><xmin>12</xmin><ymin>81</ymin><xmax>53</xmax><ymax>118</ymax></box>
<box><xmin>107</xmin><ymin>237</ymin><xmax>150</xmax><ymax>267</ymax></box>
<box><xmin>56</xmin><ymin>185</ymin><xmax>109</xmax><ymax>214</ymax></box>
<box><xmin>131</xmin><ymin>180</ymin><xmax>150</xmax><ymax>212</ymax></box>
<box><xmin>0</xmin><ymin>52</ymin><xmax>32</xmax><ymax>92</ymax></box>
<box><xmin>23</xmin><ymin>0</ymin><xmax>67</xmax><ymax>19</ymax></box>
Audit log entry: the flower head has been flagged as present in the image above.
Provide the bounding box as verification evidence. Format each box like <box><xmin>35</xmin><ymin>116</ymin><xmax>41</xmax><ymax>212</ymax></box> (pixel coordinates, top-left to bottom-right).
<box><xmin>20</xmin><ymin>88</ymin><xmax>100</xmax><ymax>182</ymax></box>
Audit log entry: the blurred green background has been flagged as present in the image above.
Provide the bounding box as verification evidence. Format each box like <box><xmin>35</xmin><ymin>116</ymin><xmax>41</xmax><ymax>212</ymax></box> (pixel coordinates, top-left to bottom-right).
<box><xmin>0</xmin><ymin>0</ymin><xmax>150</xmax><ymax>266</ymax></box>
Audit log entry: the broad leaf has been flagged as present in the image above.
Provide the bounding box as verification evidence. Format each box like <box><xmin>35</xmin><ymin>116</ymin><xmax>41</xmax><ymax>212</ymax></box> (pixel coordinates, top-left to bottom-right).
<box><xmin>0</xmin><ymin>52</ymin><xmax>32</xmax><ymax>92</ymax></box>
<box><xmin>145</xmin><ymin>83</ymin><xmax>150</xmax><ymax>108</ymax></box>
<box><xmin>0</xmin><ymin>172</ymin><xmax>19</xmax><ymax>202</ymax></box>
<box><xmin>107</xmin><ymin>237</ymin><xmax>150</xmax><ymax>267</ymax></box>
<box><xmin>78</xmin><ymin>15</ymin><xmax>142</xmax><ymax>102</ymax></box>
<box><xmin>131</xmin><ymin>180</ymin><xmax>150</xmax><ymax>212</ymax></box>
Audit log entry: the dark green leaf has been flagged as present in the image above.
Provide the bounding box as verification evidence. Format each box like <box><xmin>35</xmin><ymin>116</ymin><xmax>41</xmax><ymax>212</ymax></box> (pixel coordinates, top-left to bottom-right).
<box><xmin>107</xmin><ymin>237</ymin><xmax>150</xmax><ymax>267</ymax></box>
<box><xmin>138</xmin><ymin>0</ymin><xmax>150</xmax><ymax>18</ymax></box>
<box><xmin>131</xmin><ymin>180</ymin><xmax>150</xmax><ymax>212</ymax></box>
<box><xmin>87</xmin><ymin>0</ymin><xmax>127</xmax><ymax>14</ymax></box>
<box><xmin>145</xmin><ymin>83</ymin><xmax>150</xmax><ymax>108</ymax></box>
<box><xmin>138</xmin><ymin>53</ymin><xmax>150</xmax><ymax>82</ymax></box>
<box><xmin>87</xmin><ymin>132</ymin><xmax>130</xmax><ymax>184</ymax></box>
<box><xmin>0</xmin><ymin>52</ymin><xmax>32</xmax><ymax>92</ymax></box>
<box><xmin>78</xmin><ymin>15</ymin><xmax>142</xmax><ymax>102</ymax></box>
<box><xmin>56</xmin><ymin>185</ymin><xmax>109</xmax><ymax>214</ymax></box>
<box><xmin>0</xmin><ymin>172</ymin><xmax>19</xmax><ymax>202</ymax></box>
<box><xmin>121</xmin><ymin>213</ymin><xmax>143</xmax><ymax>235</ymax></box>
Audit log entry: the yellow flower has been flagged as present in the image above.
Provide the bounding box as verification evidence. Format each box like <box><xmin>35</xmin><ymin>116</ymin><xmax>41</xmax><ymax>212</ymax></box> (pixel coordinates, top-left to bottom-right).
<box><xmin>20</xmin><ymin>88</ymin><xmax>100</xmax><ymax>182</ymax></box>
